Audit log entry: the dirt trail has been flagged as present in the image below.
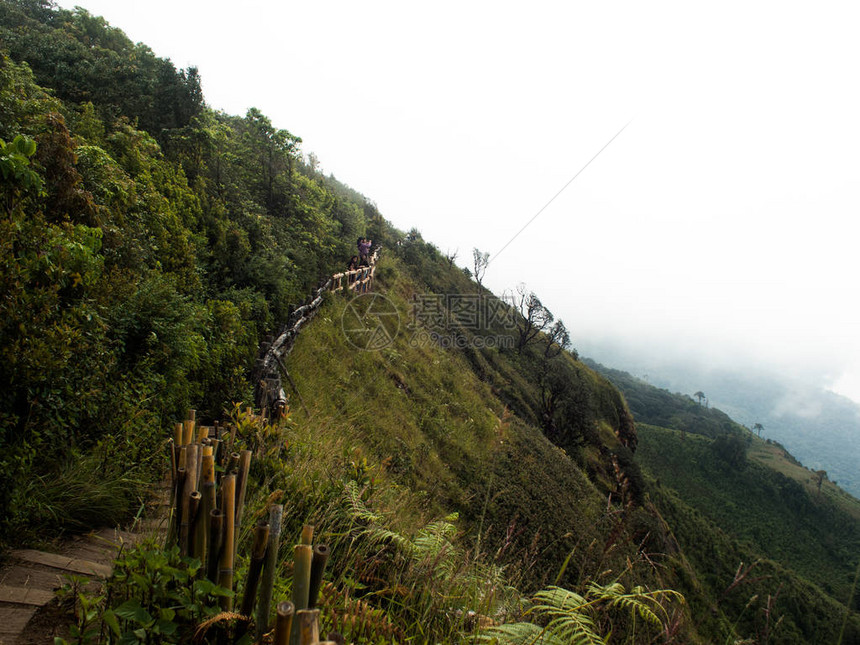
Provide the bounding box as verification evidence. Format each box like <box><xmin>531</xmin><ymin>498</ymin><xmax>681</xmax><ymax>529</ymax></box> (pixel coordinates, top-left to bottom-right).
<box><xmin>0</xmin><ymin>487</ymin><xmax>170</xmax><ymax>644</ymax></box>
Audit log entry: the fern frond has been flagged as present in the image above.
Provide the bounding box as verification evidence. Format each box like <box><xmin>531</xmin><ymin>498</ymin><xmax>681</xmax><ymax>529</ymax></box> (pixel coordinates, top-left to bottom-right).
<box><xmin>531</xmin><ymin>586</ymin><xmax>605</xmax><ymax>645</ymax></box>
<box><xmin>586</xmin><ymin>581</ymin><xmax>685</xmax><ymax>627</ymax></box>
<box><xmin>533</xmin><ymin>586</ymin><xmax>589</xmax><ymax>613</ymax></box>
<box><xmin>478</xmin><ymin>622</ymin><xmax>566</xmax><ymax>645</ymax></box>
<box><xmin>343</xmin><ymin>480</ymin><xmax>381</xmax><ymax>523</ymax></box>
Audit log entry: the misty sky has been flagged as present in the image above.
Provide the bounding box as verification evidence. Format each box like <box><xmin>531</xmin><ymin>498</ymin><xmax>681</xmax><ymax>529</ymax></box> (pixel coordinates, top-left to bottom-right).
<box><xmin>56</xmin><ymin>1</ymin><xmax>860</xmax><ymax>403</ymax></box>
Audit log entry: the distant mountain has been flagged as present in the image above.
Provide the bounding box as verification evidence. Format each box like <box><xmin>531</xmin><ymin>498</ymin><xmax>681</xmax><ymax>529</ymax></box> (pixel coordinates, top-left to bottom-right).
<box><xmin>584</xmin><ymin>356</ymin><xmax>860</xmax><ymax>497</ymax></box>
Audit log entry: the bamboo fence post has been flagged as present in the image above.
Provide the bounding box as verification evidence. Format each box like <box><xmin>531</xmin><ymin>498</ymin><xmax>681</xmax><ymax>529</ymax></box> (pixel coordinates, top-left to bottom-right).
<box><xmin>194</xmin><ymin>454</ymin><xmax>216</xmax><ymax>563</ymax></box>
<box><xmin>239</xmin><ymin>520</ymin><xmax>270</xmax><ymax>618</ymax></box>
<box><xmin>187</xmin><ymin>491</ymin><xmax>201</xmax><ymax>557</ymax></box>
<box><xmin>183</xmin><ymin>410</ymin><xmax>196</xmax><ymax>446</ymax></box>
<box><xmin>218</xmin><ymin>473</ymin><xmax>236</xmax><ymax>609</ymax></box>
<box><xmin>256</xmin><ymin>504</ymin><xmax>283</xmax><ymax>642</ymax></box>
<box><xmin>233</xmin><ymin>450</ymin><xmax>252</xmax><ymax>559</ymax></box>
<box><xmin>226</xmin><ymin>452</ymin><xmax>240</xmax><ymax>475</ymax></box>
<box><xmin>173</xmin><ymin>422</ymin><xmax>183</xmax><ymax>470</ymax></box>
<box><xmin>197</xmin><ymin>423</ymin><xmax>209</xmax><ymax>444</ymax></box>
<box><xmin>169</xmin><ymin>439</ymin><xmax>177</xmax><ymax>488</ymax></box>
<box><xmin>273</xmin><ymin>601</ymin><xmax>295</xmax><ymax>645</ymax></box>
<box><xmin>179</xmin><ymin>444</ymin><xmax>199</xmax><ymax>556</ymax></box>
<box><xmin>290</xmin><ymin>544</ymin><xmax>313</xmax><ymax>645</ymax></box>
<box><xmin>194</xmin><ymin>443</ymin><xmax>203</xmax><ymax>491</ymax></box>
<box><xmin>308</xmin><ymin>545</ymin><xmax>330</xmax><ymax>608</ymax></box>
<box><xmin>166</xmin><ymin>466</ymin><xmax>186</xmax><ymax>547</ymax></box>
<box><xmin>300</xmin><ymin>524</ymin><xmax>314</xmax><ymax>546</ymax></box>
<box><xmin>296</xmin><ymin>609</ymin><xmax>320</xmax><ymax>645</ymax></box>
<box><xmin>206</xmin><ymin>509</ymin><xmax>224</xmax><ymax>583</ymax></box>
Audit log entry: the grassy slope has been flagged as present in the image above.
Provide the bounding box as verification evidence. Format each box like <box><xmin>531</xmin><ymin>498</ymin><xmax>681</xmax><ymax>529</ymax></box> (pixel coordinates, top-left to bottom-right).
<box><xmin>279</xmin><ymin>250</ymin><xmax>690</xmax><ymax>613</ymax></box>
<box><xmin>284</xmin><ymin>253</ymin><xmax>615</xmax><ymax>589</ymax></box>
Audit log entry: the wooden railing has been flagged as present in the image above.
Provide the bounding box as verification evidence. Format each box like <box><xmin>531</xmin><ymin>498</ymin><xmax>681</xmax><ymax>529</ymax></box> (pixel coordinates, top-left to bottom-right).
<box><xmin>254</xmin><ymin>247</ymin><xmax>381</xmax><ymax>417</ymax></box>
<box><xmin>329</xmin><ymin>248</ymin><xmax>380</xmax><ymax>293</ymax></box>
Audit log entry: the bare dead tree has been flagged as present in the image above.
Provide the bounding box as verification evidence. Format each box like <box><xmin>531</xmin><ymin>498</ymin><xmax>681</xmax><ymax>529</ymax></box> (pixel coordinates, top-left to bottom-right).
<box><xmin>515</xmin><ymin>284</ymin><xmax>553</xmax><ymax>352</ymax></box>
<box><xmin>473</xmin><ymin>248</ymin><xmax>489</xmax><ymax>289</ymax></box>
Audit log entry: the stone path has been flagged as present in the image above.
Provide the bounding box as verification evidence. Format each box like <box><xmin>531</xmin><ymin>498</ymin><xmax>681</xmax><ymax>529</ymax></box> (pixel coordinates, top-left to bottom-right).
<box><xmin>0</xmin><ymin>488</ymin><xmax>170</xmax><ymax>644</ymax></box>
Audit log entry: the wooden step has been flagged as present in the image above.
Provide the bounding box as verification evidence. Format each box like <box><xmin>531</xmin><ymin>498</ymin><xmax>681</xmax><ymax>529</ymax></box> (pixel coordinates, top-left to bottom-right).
<box><xmin>0</xmin><ymin>586</ymin><xmax>54</xmax><ymax>607</ymax></box>
<box><xmin>0</xmin><ymin>605</ymin><xmax>38</xmax><ymax>643</ymax></box>
<box><xmin>9</xmin><ymin>550</ymin><xmax>111</xmax><ymax>579</ymax></box>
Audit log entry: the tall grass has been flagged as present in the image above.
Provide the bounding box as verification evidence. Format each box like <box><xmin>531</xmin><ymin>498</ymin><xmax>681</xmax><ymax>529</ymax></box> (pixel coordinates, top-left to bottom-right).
<box><xmin>8</xmin><ymin>449</ymin><xmax>149</xmax><ymax>541</ymax></box>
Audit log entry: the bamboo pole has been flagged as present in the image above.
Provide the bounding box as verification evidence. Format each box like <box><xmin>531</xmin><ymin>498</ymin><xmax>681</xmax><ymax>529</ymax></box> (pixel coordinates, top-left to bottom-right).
<box><xmin>256</xmin><ymin>504</ymin><xmax>283</xmax><ymax>642</ymax></box>
<box><xmin>218</xmin><ymin>473</ymin><xmax>236</xmax><ymax>609</ymax></box>
<box><xmin>239</xmin><ymin>520</ymin><xmax>270</xmax><ymax>618</ymax></box>
<box><xmin>200</xmin><ymin>453</ymin><xmax>215</xmax><ymax>486</ymax></box>
<box><xmin>179</xmin><ymin>490</ymin><xmax>191</xmax><ymax>556</ymax></box>
<box><xmin>290</xmin><ymin>545</ymin><xmax>313</xmax><ymax>645</ymax></box>
<box><xmin>180</xmin><ymin>444</ymin><xmax>199</xmax><ymax>556</ymax></box>
<box><xmin>168</xmin><ymin>439</ymin><xmax>177</xmax><ymax>487</ymax></box>
<box><xmin>196</xmin><ymin>478</ymin><xmax>215</xmax><ymax>567</ymax></box>
<box><xmin>193</xmin><ymin>443</ymin><xmax>203</xmax><ymax>491</ymax></box>
<box><xmin>197</xmin><ymin>423</ymin><xmax>209</xmax><ymax>444</ymax></box>
<box><xmin>273</xmin><ymin>602</ymin><xmax>295</xmax><ymax>645</ymax></box>
<box><xmin>187</xmin><ymin>491</ymin><xmax>201</xmax><ymax>558</ymax></box>
<box><xmin>233</xmin><ymin>450</ymin><xmax>252</xmax><ymax>559</ymax></box>
<box><xmin>195</xmin><ymin>454</ymin><xmax>215</xmax><ymax>561</ymax></box>
<box><xmin>183</xmin><ymin>410</ymin><xmax>196</xmax><ymax>446</ymax></box>
<box><xmin>166</xmin><ymin>466</ymin><xmax>186</xmax><ymax>547</ymax></box>
<box><xmin>186</xmin><ymin>444</ymin><xmax>200</xmax><ymax>490</ymax></box>
<box><xmin>206</xmin><ymin>509</ymin><xmax>224</xmax><ymax>583</ymax></box>
<box><xmin>296</xmin><ymin>609</ymin><xmax>320</xmax><ymax>645</ymax></box>
<box><xmin>226</xmin><ymin>452</ymin><xmax>240</xmax><ymax>475</ymax></box>
<box><xmin>308</xmin><ymin>545</ymin><xmax>330</xmax><ymax>608</ymax></box>
<box><xmin>300</xmin><ymin>524</ymin><xmax>314</xmax><ymax>546</ymax></box>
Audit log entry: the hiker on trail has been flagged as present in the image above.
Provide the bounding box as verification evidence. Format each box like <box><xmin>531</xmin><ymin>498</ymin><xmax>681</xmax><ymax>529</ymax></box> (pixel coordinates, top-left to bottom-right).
<box><xmin>348</xmin><ymin>256</ymin><xmax>360</xmax><ymax>271</ymax></box>
<box><xmin>358</xmin><ymin>237</ymin><xmax>372</xmax><ymax>266</ymax></box>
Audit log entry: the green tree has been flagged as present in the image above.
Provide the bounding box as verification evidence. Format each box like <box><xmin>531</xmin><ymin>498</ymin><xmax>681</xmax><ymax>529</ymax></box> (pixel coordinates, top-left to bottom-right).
<box><xmin>710</xmin><ymin>433</ymin><xmax>748</xmax><ymax>469</ymax></box>
<box><xmin>241</xmin><ymin>107</ymin><xmax>301</xmax><ymax>214</ymax></box>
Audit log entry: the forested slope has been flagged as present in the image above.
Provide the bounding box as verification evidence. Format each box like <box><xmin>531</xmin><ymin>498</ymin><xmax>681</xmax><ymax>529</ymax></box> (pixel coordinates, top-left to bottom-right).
<box><xmin>0</xmin><ymin>0</ymin><xmax>377</xmax><ymax>541</ymax></box>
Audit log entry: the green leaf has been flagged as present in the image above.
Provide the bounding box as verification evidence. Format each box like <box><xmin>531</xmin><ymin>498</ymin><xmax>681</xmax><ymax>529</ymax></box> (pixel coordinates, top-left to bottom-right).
<box><xmin>113</xmin><ymin>599</ymin><xmax>153</xmax><ymax>625</ymax></box>
<box><xmin>103</xmin><ymin>609</ymin><xmax>122</xmax><ymax>636</ymax></box>
<box><xmin>235</xmin><ymin>632</ymin><xmax>255</xmax><ymax>645</ymax></box>
<box><xmin>117</xmin><ymin>631</ymin><xmax>141</xmax><ymax>645</ymax></box>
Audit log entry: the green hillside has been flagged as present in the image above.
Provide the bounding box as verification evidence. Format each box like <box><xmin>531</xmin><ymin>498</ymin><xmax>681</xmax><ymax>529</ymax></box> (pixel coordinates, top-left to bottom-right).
<box><xmin>590</xmin><ymin>361</ymin><xmax>860</xmax><ymax>642</ymax></box>
<box><xmin>1</xmin><ymin>2</ymin><xmax>858</xmax><ymax>642</ymax></box>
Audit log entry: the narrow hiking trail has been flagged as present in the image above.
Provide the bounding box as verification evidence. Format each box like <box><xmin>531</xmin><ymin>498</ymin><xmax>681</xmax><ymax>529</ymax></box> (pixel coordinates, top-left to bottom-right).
<box><xmin>0</xmin><ymin>488</ymin><xmax>170</xmax><ymax>644</ymax></box>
